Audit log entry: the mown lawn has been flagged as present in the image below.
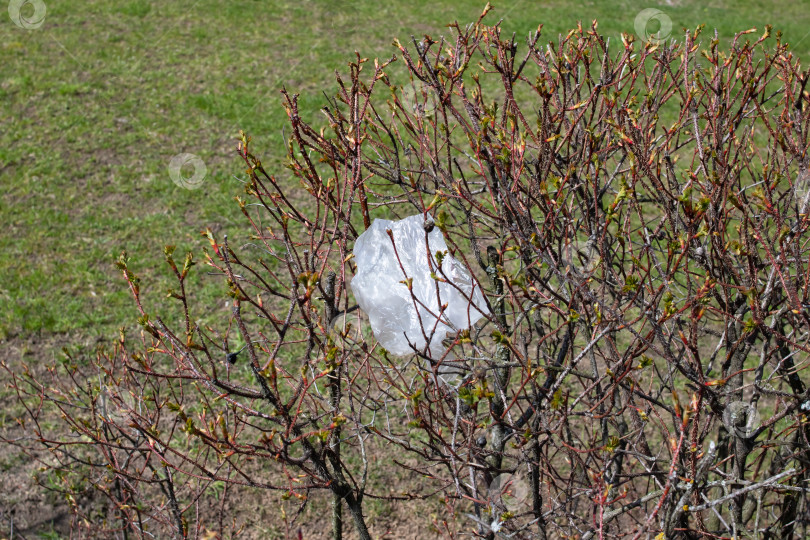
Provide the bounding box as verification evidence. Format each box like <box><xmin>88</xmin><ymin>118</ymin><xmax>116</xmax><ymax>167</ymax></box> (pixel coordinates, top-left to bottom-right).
<box><xmin>3</xmin><ymin>0</ymin><xmax>810</xmax><ymax>537</ymax></box>
<box><xmin>2</xmin><ymin>0</ymin><xmax>810</xmax><ymax>345</ymax></box>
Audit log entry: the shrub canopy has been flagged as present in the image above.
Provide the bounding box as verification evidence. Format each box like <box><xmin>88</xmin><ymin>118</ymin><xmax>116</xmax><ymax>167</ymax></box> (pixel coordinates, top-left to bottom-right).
<box><xmin>10</xmin><ymin>11</ymin><xmax>810</xmax><ymax>539</ymax></box>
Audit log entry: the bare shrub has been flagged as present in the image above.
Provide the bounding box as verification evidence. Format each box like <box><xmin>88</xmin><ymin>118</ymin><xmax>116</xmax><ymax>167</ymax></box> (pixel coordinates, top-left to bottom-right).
<box><xmin>6</xmin><ymin>9</ymin><xmax>810</xmax><ymax>539</ymax></box>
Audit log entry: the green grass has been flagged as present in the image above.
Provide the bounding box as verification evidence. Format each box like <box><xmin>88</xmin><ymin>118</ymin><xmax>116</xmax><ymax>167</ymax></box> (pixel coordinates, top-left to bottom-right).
<box><xmin>2</xmin><ymin>0</ymin><xmax>810</xmax><ymax>344</ymax></box>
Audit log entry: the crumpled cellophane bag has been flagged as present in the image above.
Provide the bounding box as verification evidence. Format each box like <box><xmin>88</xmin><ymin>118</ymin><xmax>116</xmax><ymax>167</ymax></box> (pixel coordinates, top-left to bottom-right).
<box><xmin>351</xmin><ymin>214</ymin><xmax>489</xmax><ymax>364</ymax></box>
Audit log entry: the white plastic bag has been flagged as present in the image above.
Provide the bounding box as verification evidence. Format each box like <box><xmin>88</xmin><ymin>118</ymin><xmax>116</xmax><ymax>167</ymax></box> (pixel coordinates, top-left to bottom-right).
<box><xmin>351</xmin><ymin>214</ymin><xmax>489</xmax><ymax>359</ymax></box>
